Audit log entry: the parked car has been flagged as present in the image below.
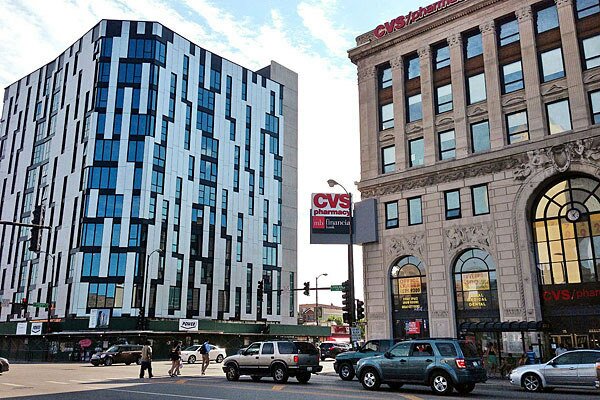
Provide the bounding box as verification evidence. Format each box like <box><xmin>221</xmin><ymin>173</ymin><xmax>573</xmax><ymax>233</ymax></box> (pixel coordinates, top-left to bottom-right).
<box><xmin>222</xmin><ymin>340</ymin><xmax>322</xmax><ymax>383</ymax></box>
<box><xmin>334</xmin><ymin>339</ymin><xmax>398</xmax><ymax>380</ymax></box>
<box><xmin>90</xmin><ymin>344</ymin><xmax>143</xmax><ymax>366</ymax></box>
<box><xmin>596</xmin><ymin>358</ymin><xmax>600</xmax><ymax>389</ymax></box>
<box><xmin>181</xmin><ymin>344</ymin><xmax>227</xmax><ymax>364</ymax></box>
<box><xmin>319</xmin><ymin>342</ymin><xmax>349</xmax><ymax>361</ymax></box>
<box><xmin>510</xmin><ymin>349</ymin><xmax>600</xmax><ymax>392</ymax></box>
<box><xmin>0</xmin><ymin>357</ymin><xmax>9</xmax><ymax>373</ymax></box>
<box><xmin>356</xmin><ymin>339</ymin><xmax>486</xmax><ymax>395</ymax></box>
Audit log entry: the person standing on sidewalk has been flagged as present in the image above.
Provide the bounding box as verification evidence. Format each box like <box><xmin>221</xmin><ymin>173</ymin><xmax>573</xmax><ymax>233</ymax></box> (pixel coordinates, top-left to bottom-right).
<box><xmin>168</xmin><ymin>340</ymin><xmax>182</xmax><ymax>377</ymax></box>
<box><xmin>200</xmin><ymin>340</ymin><xmax>211</xmax><ymax>375</ymax></box>
<box><xmin>139</xmin><ymin>340</ymin><xmax>153</xmax><ymax>379</ymax></box>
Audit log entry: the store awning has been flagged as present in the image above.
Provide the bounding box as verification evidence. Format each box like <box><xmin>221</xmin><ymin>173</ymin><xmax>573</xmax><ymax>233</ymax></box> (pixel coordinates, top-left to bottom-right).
<box><xmin>459</xmin><ymin>321</ymin><xmax>550</xmax><ymax>333</ymax></box>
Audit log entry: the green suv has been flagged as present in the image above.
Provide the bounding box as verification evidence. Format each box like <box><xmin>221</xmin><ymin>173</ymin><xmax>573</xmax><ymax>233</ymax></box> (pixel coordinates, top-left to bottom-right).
<box><xmin>333</xmin><ymin>339</ymin><xmax>398</xmax><ymax>381</ymax></box>
<box><xmin>356</xmin><ymin>339</ymin><xmax>486</xmax><ymax>395</ymax></box>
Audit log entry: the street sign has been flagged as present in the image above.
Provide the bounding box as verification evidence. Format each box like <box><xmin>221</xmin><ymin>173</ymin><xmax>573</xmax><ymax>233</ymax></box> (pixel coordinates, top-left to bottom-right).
<box><xmin>330</xmin><ymin>285</ymin><xmax>344</xmax><ymax>291</ymax></box>
<box><xmin>350</xmin><ymin>327</ymin><xmax>362</xmax><ymax>342</ymax></box>
<box><xmin>32</xmin><ymin>302</ymin><xmax>48</xmax><ymax>308</ymax></box>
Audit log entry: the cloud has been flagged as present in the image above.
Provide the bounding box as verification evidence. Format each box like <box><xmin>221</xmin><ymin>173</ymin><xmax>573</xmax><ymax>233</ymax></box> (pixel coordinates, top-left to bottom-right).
<box><xmin>297</xmin><ymin>0</ymin><xmax>352</xmax><ymax>58</ymax></box>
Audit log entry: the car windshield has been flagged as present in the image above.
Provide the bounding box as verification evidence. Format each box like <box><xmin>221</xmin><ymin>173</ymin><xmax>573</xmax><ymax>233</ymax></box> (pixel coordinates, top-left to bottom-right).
<box><xmin>184</xmin><ymin>346</ymin><xmax>200</xmax><ymax>351</ymax></box>
<box><xmin>106</xmin><ymin>346</ymin><xmax>119</xmax><ymax>353</ymax></box>
<box><xmin>459</xmin><ymin>341</ymin><xmax>479</xmax><ymax>358</ymax></box>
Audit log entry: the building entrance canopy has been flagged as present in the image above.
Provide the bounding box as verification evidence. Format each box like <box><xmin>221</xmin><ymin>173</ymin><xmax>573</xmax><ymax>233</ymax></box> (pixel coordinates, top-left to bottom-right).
<box><xmin>459</xmin><ymin>321</ymin><xmax>550</xmax><ymax>333</ymax></box>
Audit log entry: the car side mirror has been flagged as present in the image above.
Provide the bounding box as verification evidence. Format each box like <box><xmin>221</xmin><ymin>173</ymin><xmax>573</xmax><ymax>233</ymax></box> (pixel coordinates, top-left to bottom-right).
<box><xmin>548</xmin><ymin>360</ymin><xmax>556</xmax><ymax>366</ymax></box>
<box><xmin>384</xmin><ymin>351</ymin><xmax>393</xmax><ymax>359</ymax></box>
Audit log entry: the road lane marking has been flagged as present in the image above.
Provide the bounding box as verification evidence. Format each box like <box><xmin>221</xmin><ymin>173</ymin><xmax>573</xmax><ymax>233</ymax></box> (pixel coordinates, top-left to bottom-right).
<box><xmin>108</xmin><ymin>388</ymin><xmax>229</xmax><ymax>399</ymax></box>
<box><xmin>272</xmin><ymin>384</ymin><xmax>285</xmax><ymax>391</ymax></box>
<box><xmin>1</xmin><ymin>383</ymin><xmax>25</xmax><ymax>387</ymax></box>
<box><xmin>46</xmin><ymin>380</ymin><xmax>69</xmax><ymax>385</ymax></box>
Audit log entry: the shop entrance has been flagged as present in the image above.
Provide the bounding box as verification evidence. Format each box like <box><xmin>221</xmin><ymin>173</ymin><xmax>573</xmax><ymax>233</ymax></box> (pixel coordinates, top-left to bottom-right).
<box><xmin>390</xmin><ymin>256</ymin><xmax>429</xmax><ymax>340</ymax></box>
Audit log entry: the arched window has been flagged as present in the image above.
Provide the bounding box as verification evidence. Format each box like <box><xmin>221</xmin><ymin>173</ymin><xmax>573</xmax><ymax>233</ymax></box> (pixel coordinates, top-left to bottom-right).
<box><xmin>390</xmin><ymin>256</ymin><xmax>429</xmax><ymax>339</ymax></box>
<box><xmin>532</xmin><ymin>176</ymin><xmax>600</xmax><ymax>285</ymax></box>
<box><xmin>453</xmin><ymin>249</ymin><xmax>499</xmax><ymax>320</ymax></box>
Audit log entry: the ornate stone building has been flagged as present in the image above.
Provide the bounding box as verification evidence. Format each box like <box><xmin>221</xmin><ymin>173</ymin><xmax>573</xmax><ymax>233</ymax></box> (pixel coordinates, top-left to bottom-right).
<box><xmin>349</xmin><ymin>0</ymin><xmax>600</xmax><ymax>355</ymax></box>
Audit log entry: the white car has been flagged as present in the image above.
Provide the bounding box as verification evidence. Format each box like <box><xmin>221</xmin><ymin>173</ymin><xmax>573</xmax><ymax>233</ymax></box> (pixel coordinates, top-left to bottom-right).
<box><xmin>0</xmin><ymin>357</ymin><xmax>9</xmax><ymax>373</ymax></box>
<box><xmin>181</xmin><ymin>345</ymin><xmax>226</xmax><ymax>364</ymax></box>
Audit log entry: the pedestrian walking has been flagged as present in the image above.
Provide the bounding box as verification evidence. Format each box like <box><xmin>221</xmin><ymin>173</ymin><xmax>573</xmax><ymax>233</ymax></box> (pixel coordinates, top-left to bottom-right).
<box><xmin>485</xmin><ymin>343</ymin><xmax>498</xmax><ymax>376</ymax></box>
<box><xmin>168</xmin><ymin>340</ymin><xmax>182</xmax><ymax>377</ymax></box>
<box><xmin>526</xmin><ymin>345</ymin><xmax>537</xmax><ymax>364</ymax></box>
<box><xmin>555</xmin><ymin>343</ymin><xmax>567</xmax><ymax>356</ymax></box>
<box><xmin>139</xmin><ymin>340</ymin><xmax>153</xmax><ymax>379</ymax></box>
<box><xmin>200</xmin><ymin>340</ymin><xmax>211</xmax><ymax>375</ymax></box>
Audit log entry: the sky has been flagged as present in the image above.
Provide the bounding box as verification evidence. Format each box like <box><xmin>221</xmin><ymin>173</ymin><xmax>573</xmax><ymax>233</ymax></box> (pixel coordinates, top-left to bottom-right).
<box><xmin>0</xmin><ymin>0</ymin><xmax>432</xmax><ymax>308</ymax></box>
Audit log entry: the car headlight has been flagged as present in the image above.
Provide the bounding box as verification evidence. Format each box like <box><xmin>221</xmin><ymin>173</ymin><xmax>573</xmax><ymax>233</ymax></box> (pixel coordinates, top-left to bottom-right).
<box><xmin>100</xmin><ymin>354</ymin><xmax>106</xmax><ymax>358</ymax></box>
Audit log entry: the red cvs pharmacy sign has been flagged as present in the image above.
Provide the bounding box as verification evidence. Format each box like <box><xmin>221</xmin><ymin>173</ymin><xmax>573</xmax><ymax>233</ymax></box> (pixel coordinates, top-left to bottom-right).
<box><xmin>311</xmin><ymin>193</ymin><xmax>351</xmax><ymax>235</ymax></box>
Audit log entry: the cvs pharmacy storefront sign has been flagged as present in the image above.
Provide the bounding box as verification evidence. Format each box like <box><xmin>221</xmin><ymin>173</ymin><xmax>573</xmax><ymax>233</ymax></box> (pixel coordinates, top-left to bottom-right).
<box><xmin>311</xmin><ymin>193</ymin><xmax>351</xmax><ymax>235</ymax></box>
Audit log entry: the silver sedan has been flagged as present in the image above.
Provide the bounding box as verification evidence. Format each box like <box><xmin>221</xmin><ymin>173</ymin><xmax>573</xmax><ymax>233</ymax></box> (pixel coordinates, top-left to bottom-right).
<box><xmin>509</xmin><ymin>350</ymin><xmax>600</xmax><ymax>392</ymax></box>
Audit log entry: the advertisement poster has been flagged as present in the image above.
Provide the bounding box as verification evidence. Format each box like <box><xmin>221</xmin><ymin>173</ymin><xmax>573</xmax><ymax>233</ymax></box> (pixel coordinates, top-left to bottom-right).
<box><xmin>16</xmin><ymin>322</ymin><xmax>27</xmax><ymax>335</ymax></box>
<box><xmin>89</xmin><ymin>309</ymin><xmax>110</xmax><ymax>329</ymax></box>
<box><xmin>179</xmin><ymin>319</ymin><xmax>199</xmax><ymax>332</ymax></box>
<box><xmin>310</xmin><ymin>193</ymin><xmax>351</xmax><ymax>235</ymax></box>
<box><xmin>462</xmin><ymin>272</ymin><xmax>490</xmax><ymax>291</ymax></box>
<box><xmin>406</xmin><ymin>320</ymin><xmax>421</xmax><ymax>335</ymax></box>
<box><xmin>30</xmin><ymin>322</ymin><xmax>43</xmax><ymax>335</ymax></box>
<box><xmin>399</xmin><ymin>277</ymin><xmax>422</xmax><ymax>295</ymax></box>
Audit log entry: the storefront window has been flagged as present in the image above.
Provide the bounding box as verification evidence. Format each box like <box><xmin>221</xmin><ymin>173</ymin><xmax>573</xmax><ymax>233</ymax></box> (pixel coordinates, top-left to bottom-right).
<box><xmin>390</xmin><ymin>256</ymin><xmax>429</xmax><ymax>339</ymax></box>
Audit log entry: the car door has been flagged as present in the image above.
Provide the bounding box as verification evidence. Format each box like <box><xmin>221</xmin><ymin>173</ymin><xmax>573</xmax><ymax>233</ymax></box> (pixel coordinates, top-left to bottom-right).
<box><xmin>576</xmin><ymin>351</ymin><xmax>600</xmax><ymax>387</ymax></box>
<box><xmin>407</xmin><ymin>342</ymin><xmax>435</xmax><ymax>382</ymax></box>
<box><xmin>238</xmin><ymin>342</ymin><xmax>261</xmax><ymax>375</ymax></box>
<box><xmin>209</xmin><ymin>345</ymin><xmax>217</xmax><ymax>361</ymax></box>
<box><xmin>259</xmin><ymin>342</ymin><xmax>276</xmax><ymax>373</ymax></box>
<box><xmin>116</xmin><ymin>346</ymin><xmax>128</xmax><ymax>363</ymax></box>
<box><xmin>381</xmin><ymin>342</ymin><xmax>412</xmax><ymax>382</ymax></box>
<box><xmin>543</xmin><ymin>352</ymin><xmax>581</xmax><ymax>386</ymax></box>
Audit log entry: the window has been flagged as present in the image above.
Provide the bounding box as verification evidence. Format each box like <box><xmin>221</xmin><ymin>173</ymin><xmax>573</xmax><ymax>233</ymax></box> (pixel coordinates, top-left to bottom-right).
<box><xmin>94</xmin><ymin>140</ymin><xmax>120</xmax><ymax>162</ymax></box>
<box><xmin>436</xmin><ymin>84</ymin><xmax>452</xmax><ymax>114</ymax></box>
<box><xmin>467</xmin><ymin>73</ymin><xmax>486</xmax><ymax>104</ymax></box>
<box><xmin>453</xmin><ymin>249</ymin><xmax>499</xmax><ymax>315</ymax></box>
<box><xmin>261</xmin><ymin>343</ymin><xmax>274</xmax><ymax>355</ymax></box>
<box><xmin>409</xmin><ymin>138</ymin><xmax>424</xmax><ymax>167</ymax></box>
<box><xmin>434</xmin><ymin>44</ymin><xmax>450</xmax><ymax>69</ymax></box>
<box><xmin>546</xmin><ymin>99</ymin><xmax>572</xmax><ymax>134</ymax></box>
<box><xmin>465</xmin><ymin>31</ymin><xmax>483</xmax><ymax>59</ymax></box>
<box><xmin>507</xmin><ymin>111</ymin><xmax>529</xmax><ymax>144</ymax></box>
<box><xmin>380</xmin><ymin>102</ymin><xmax>394</xmax><ymax>130</ymax></box>
<box><xmin>576</xmin><ymin>0</ymin><xmax>600</xmax><ymax>18</ymax></box>
<box><xmin>535</xmin><ymin>4</ymin><xmax>559</xmax><ymax>34</ymax></box>
<box><xmin>153</xmin><ymin>144</ymin><xmax>166</xmax><ymax>167</ymax></box>
<box><xmin>498</xmin><ymin>18</ymin><xmax>520</xmax><ymax>46</ymax></box>
<box><xmin>111</xmin><ymin>223</ymin><xmax>121</xmax><ymax>246</ymax></box>
<box><xmin>87</xmin><ymin>283</ymin><xmax>123</xmax><ymax>308</ymax></box>
<box><xmin>472</xmin><ymin>185</ymin><xmax>490</xmax><ymax>215</ymax></box>
<box><xmin>188</xmin><ymin>156</ymin><xmax>195</xmax><ymax>180</ymax></box>
<box><xmin>582</xmin><ymin>35</ymin><xmax>600</xmax><ymax>69</ymax></box>
<box><xmin>88</xmin><ymin>167</ymin><xmax>118</xmax><ymax>189</ymax></box>
<box><xmin>438</xmin><ymin>130</ymin><xmax>456</xmax><ymax>160</ymax></box>
<box><xmin>127</xmin><ymin>141</ymin><xmax>145</xmax><ymax>162</ymax></box>
<box><xmin>151</xmin><ymin>170</ymin><xmax>164</xmax><ymax>194</ymax></box>
<box><xmin>407</xmin><ymin>94</ymin><xmax>422</xmax><ymax>122</ymax></box>
<box><xmin>502</xmin><ymin>61</ymin><xmax>524</xmax><ymax>93</ymax></box>
<box><xmin>97</xmin><ymin>195</ymin><xmax>124</xmax><ymax>218</ymax></box>
<box><xmin>81</xmin><ymin>223</ymin><xmax>103</xmax><ymax>246</ymax></box>
<box><xmin>540</xmin><ymin>48</ymin><xmax>565</xmax><ymax>82</ymax></box>
<box><xmin>471</xmin><ymin>121</ymin><xmax>491</xmax><ymax>153</ymax></box>
<box><xmin>210</xmin><ymin>68</ymin><xmax>221</xmax><ymax>91</ymax></box>
<box><xmin>436</xmin><ymin>343</ymin><xmax>458</xmax><ymax>357</ymax></box>
<box><xmin>82</xmin><ymin>253</ymin><xmax>101</xmax><ymax>276</ymax></box>
<box><xmin>385</xmin><ymin>201</ymin><xmax>399</xmax><ymax>229</ymax></box>
<box><xmin>379</xmin><ymin>66</ymin><xmax>392</xmax><ymax>89</ymax></box>
<box><xmin>381</xmin><ymin>146</ymin><xmax>395</xmax><ymax>173</ymax></box>
<box><xmin>591</xmin><ymin>90</ymin><xmax>600</xmax><ymax>124</ymax></box>
<box><xmin>408</xmin><ymin>197</ymin><xmax>422</xmax><ymax>225</ymax></box>
<box><xmin>405</xmin><ymin>54</ymin><xmax>420</xmax><ymax>80</ymax></box>
<box><xmin>108</xmin><ymin>253</ymin><xmax>127</xmax><ymax>276</ymax></box>
<box><xmin>445</xmin><ymin>190</ymin><xmax>461</xmax><ymax>219</ymax></box>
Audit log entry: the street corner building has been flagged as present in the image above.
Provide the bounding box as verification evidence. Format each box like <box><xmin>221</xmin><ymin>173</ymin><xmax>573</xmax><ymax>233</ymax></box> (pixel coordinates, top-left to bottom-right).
<box><xmin>0</xmin><ymin>19</ymin><xmax>302</xmax><ymax>338</ymax></box>
<box><xmin>349</xmin><ymin>0</ymin><xmax>600</xmax><ymax>356</ymax></box>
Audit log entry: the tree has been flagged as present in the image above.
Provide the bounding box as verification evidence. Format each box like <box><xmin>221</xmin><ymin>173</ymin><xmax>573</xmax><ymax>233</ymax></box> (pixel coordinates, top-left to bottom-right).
<box><xmin>327</xmin><ymin>315</ymin><xmax>343</xmax><ymax>326</ymax></box>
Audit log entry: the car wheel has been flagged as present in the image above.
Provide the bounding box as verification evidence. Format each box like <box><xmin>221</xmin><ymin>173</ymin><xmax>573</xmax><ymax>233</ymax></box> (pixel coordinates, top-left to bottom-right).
<box><xmin>296</xmin><ymin>372</ymin><xmax>311</xmax><ymax>384</ymax></box>
<box><xmin>216</xmin><ymin>354</ymin><xmax>224</xmax><ymax>363</ymax></box>
<box><xmin>387</xmin><ymin>383</ymin><xmax>403</xmax><ymax>390</ymax></box>
<box><xmin>320</xmin><ymin>356</ymin><xmax>326</xmax><ymax>361</ymax></box>
<box><xmin>188</xmin><ymin>355</ymin><xmax>196</xmax><ymax>364</ymax></box>
<box><xmin>136</xmin><ymin>357</ymin><xmax>142</xmax><ymax>366</ymax></box>
<box><xmin>104</xmin><ymin>357</ymin><xmax>113</xmax><ymax>367</ymax></box>
<box><xmin>455</xmin><ymin>383</ymin><xmax>475</xmax><ymax>394</ymax></box>
<box><xmin>225</xmin><ymin>364</ymin><xmax>240</xmax><ymax>381</ymax></box>
<box><xmin>338</xmin><ymin>363</ymin><xmax>355</xmax><ymax>381</ymax></box>
<box><xmin>251</xmin><ymin>375</ymin><xmax>262</xmax><ymax>382</ymax></box>
<box><xmin>272</xmin><ymin>364</ymin><xmax>289</xmax><ymax>384</ymax></box>
<box><xmin>360</xmin><ymin>368</ymin><xmax>381</xmax><ymax>391</ymax></box>
<box><xmin>522</xmin><ymin>373</ymin><xmax>543</xmax><ymax>392</ymax></box>
<box><xmin>430</xmin><ymin>371</ymin><xmax>453</xmax><ymax>395</ymax></box>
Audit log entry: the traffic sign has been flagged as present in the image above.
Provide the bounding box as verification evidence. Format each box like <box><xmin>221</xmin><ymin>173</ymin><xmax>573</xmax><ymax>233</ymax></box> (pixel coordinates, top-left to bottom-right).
<box><xmin>330</xmin><ymin>285</ymin><xmax>344</xmax><ymax>291</ymax></box>
<box><xmin>32</xmin><ymin>302</ymin><xmax>48</xmax><ymax>308</ymax></box>
<box><xmin>350</xmin><ymin>327</ymin><xmax>362</xmax><ymax>342</ymax></box>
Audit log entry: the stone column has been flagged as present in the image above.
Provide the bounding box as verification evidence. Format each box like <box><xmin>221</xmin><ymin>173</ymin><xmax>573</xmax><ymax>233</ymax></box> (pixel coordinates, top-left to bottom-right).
<box><xmin>480</xmin><ymin>20</ymin><xmax>505</xmax><ymax>149</ymax></box>
<box><xmin>391</xmin><ymin>56</ymin><xmax>407</xmax><ymax>169</ymax></box>
<box><xmin>357</xmin><ymin>62</ymin><xmax>380</xmax><ymax>180</ymax></box>
<box><xmin>419</xmin><ymin>46</ymin><xmax>436</xmax><ymax>164</ymax></box>
<box><xmin>517</xmin><ymin>5</ymin><xmax>546</xmax><ymax>140</ymax></box>
<box><xmin>448</xmin><ymin>33</ymin><xmax>468</xmax><ymax>158</ymax></box>
<box><xmin>556</xmin><ymin>0</ymin><xmax>589</xmax><ymax>130</ymax></box>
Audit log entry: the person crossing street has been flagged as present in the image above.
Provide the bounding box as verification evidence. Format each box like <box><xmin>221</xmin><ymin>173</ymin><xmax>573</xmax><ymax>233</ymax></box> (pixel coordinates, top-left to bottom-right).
<box><xmin>139</xmin><ymin>340</ymin><xmax>153</xmax><ymax>379</ymax></box>
<box><xmin>200</xmin><ymin>340</ymin><xmax>211</xmax><ymax>376</ymax></box>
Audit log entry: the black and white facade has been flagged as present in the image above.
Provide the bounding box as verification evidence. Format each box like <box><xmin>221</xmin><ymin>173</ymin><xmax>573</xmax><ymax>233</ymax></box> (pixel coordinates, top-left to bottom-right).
<box><xmin>0</xmin><ymin>20</ymin><xmax>298</xmax><ymax>325</ymax></box>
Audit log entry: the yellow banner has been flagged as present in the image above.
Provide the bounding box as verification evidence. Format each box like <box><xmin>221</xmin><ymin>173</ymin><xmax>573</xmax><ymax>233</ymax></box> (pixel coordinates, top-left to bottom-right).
<box><xmin>399</xmin><ymin>277</ymin><xmax>422</xmax><ymax>295</ymax></box>
<box><xmin>462</xmin><ymin>272</ymin><xmax>489</xmax><ymax>291</ymax></box>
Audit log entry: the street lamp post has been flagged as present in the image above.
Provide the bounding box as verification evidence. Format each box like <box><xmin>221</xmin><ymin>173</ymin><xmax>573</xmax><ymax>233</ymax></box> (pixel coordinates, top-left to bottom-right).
<box><xmin>327</xmin><ymin>179</ymin><xmax>355</xmax><ymax>327</ymax></box>
<box><xmin>315</xmin><ymin>273</ymin><xmax>328</xmax><ymax>326</ymax></box>
<box><xmin>141</xmin><ymin>248</ymin><xmax>162</xmax><ymax>328</ymax></box>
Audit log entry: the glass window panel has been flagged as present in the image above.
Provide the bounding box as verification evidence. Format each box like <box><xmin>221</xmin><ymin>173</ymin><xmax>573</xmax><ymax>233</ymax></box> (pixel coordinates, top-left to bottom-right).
<box><xmin>547</xmin><ymin>219</ymin><xmax>561</xmax><ymax>240</ymax></box>
<box><xmin>591</xmin><ymin>91</ymin><xmax>600</xmax><ymax>124</ymax></box>
<box><xmin>566</xmin><ymin>261</ymin><xmax>581</xmax><ymax>283</ymax></box>
<box><xmin>540</xmin><ymin>48</ymin><xmax>565</xmax><ymax>82</ymax></box>
<box><xmin>468</xmin><ymin>73</ymin><xmax>486</xmax><ymax>104</ymax></box>
<box><xmin>439</xmin><ymin>130</ymin><xmax>456</xmax><ymax>160</ymax></box>
<box><xmin>591</xmin><ymin>214</ymin><xmax>600</xmax><ymax>235</ymax></box>
<box><xmin>408</xmin><ymin>197</ymin><xmax>422</xmax><ymax>225</ymax></box>
<box><xmin>536</xmin><ymin>5</ymin><xmax>559</xmax><ymax>34</ymax></box>
<box><xmin>549</xmin><ymin>240</ymin><xmax>565</xmax><ymax>261</ymax></box>
<box><xmin>499</xmin><ymin>19</ymin><xmax>520</xmax><ymax>46</ymax></box>
<box><xmin>577</xmin><ymin>0</ymin><xmax>600</xmax><ymax>18</ymax></box>
<box><xmin>406</xmin><ymin>55</ymin><xmax>420</xmax><ymax>80</ymax></box>
<box><xmin>445</xmin><ymin>190</ymin><xmax>461</xmax><ymax>219</ymax></box>
<box><xmin>407</xmin><ymin>94</ymin><xmax>422</xmax><ymax>122</ymax></box>
<box><xmin>534</xmin><ymin>221</ymin><xmax>547</xmax><ymax>241</ymax></box>
<box><xmin>471</xmin><ymin>121</ymin><xmax>490</xmax><ymax>153</ymax></box>
<box><xmin>551</xmin><ymin>262</ymin><xmax>566</xmax><ymax>284</ymax></box>
<box><xmin>576</xmin><ymin>220</ymin><xmax>591</xmax><ymax>237</ymax></box>
<box><xmin>409</xmin><ymin>138</ymin><xmax>424</xmax><ymax>167</ymax></box>
<box><xmin>436</xmin><ymin>84</ymin><xmax>453</xmax><ymax>113</ymax></box>
<box><xmin>380</xmin><ymin>67</ymin><xmax>392</xmax><ymax>89</ymax></box>
<box><xmin>380</xmin><ymin>102</ymin><xmax>394</xmax><ymax>130</ymax></box>
<box><xmin>546</xmin><ymin>100</ymin><xmax>572</xmax><ymax>134</ymax></box>
<box><xmin>579</xmin><ymin>237</ymin><xmax>593</xmax><ymax>259</ymax></box>
<box><xmin>564</xmin><ymin>238</ymin><xmax>578</xmax><ymax>260</ymax></box>
<box><xmin>473</xmin><ymin>185</ymin><xmax>490</xmax><ymax>215</ymax></box>
<box><xmin>561</xmin><ymin>220</ymin><xmax>576</xmax><ymax>239</ymax></box>
<box><xmin>507</xmin><ymin>111</ymin><xmax>529</xmax><ymax>144</ymax></box>
<box><xmin>582</xmin><ymin>35</ymin><xmax>600</xmax><ymax>69</ymax></box>
<box><xmin>502</xmin><ymin>61</ymin><xmax>524</xmax><ymax>93</ymax></box>
<box><xmin>540</xmin><ymin>263</ymin><xmax>552</xmax><ymax>285</ymax></box>
<box><xmin>537</xmin><ymin>242</ymin><xmax>550</xmax><ymax>263</ymax></box>
<box><xmin>465</xmin><ymin>32</ymin><xmax>483</xmax><ymax>58</ymax></box>
<box><xmin>536</xmin><ymin>197</ymin><xmax>549</xmax><ymax>219</ymax></box>
<box><xmin>581</xmin><ymin>259</ymin><xmax>596</xmax><ymax>282</ymax></box>
<box><xmin>382</xmin><ymin>146</ymin><xmax>395</xmax><ymax>173</ymax></box>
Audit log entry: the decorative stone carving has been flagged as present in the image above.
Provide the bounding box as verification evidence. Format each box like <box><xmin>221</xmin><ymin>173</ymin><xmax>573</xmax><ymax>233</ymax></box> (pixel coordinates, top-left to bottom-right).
<box><xmin>504</xmin><ymin>308</ymin><xmax>524</xmax><ymax>318</ymax></box>
<box><xmin>502</xmin><ymin>95</ymin><xmax>526</xmax><ymax>107</ymax></box>
<box><xmin>432</xmin><ymin>310</ymin><xmax>449</xmax><ymax>318</ymax></box>
<box><xmin>357</xmin><ymin>66</ymin><xmax>377</xmax><ymax>84</ymax></box>
<box><xmin>406</xmin><ymin>123</ymin><xmax>423</xmax><ymax>134</ymax></box>
<box><xmin>554</xmin><ymin>0</ymin><xmax>572</xmax><ymax>8</ymax></box>
<box><xmin>356</xmin><ymin>32</ymin><xmax>375</xmax><ymax>46</ymax></box>
<box><xmin>541</xmin><ymin>83</ymin><xmax>567</xmax><ymax>96</ymax></box>
<box><xmin>445</xmin><ymin>224</ymin><xmax>493</xmax><ymax>251</ymax></box>
<box><xmin>479</xmin><ymin>20</ymin><xmax>495</xmax><ymax>34</ymax></box>
<box><xmin>583</xmin><ymin>71</ymin><xmax>600</xmax><ymax>84</ymax></box>
<box><xmin>516</xmin><ymin>6</ymin><xmax>532</xmax><ymax>22</ymax></box>
<box><xmin>379</xmin><ymin>131</ymin><xmax>395</xmax><ymax>142</ymax></box>
<box><xmin>467</xmin><ymin>105</ymin><xmax>487</xmax><ymax>117</ymax></box>
<box><xmin>418</xmin><ymin>46</ymin><xmax>430</xmax><ymax>60</ymax></box>
<box><xmin>514</xmin><ymin>139</ymin><xmax>600</xmax><ymax>180</ymax></box>
<box><xmin>448</xmin><ymin>33</ymin><xmax>461</xmax><ymax>48</ymax></box>
<box><xmin>391</xmin><ymin>56</ymin><xmax>403</xmax><ymax>70</ymax></box>
<box><xmin>388</xmin><ymin>234</ymin><xmax>426</xmax><ymax>260</ymax></box>
<box><xmin>436</xmin><ymin>116</ymin><xmax>454</xmax><ymax>126</ymax></box>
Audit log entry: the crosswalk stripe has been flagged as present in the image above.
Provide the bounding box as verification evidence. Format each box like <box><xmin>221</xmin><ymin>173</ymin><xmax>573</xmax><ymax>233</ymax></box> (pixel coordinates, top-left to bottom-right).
<box><xmin>46</xmin><ymin>380</ymin><xmax>69</xmax><ymax>385</ymax></box>
<box><xmin>1</xmin><ymin>383</ymin><xmax>25</xmax><ymax>387</ymax></box>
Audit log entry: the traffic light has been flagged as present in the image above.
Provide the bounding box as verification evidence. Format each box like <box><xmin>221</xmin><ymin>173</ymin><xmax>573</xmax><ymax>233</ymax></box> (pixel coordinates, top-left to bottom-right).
<box><xmin>257</xmin><ymin>280</ymin><xmax>264</xmax><ymax>299</ymax></box>
<box><xmin>29</xmin><ymin>205</ymin><xmax>45</xmax><ymax>253</ymax></box>
<box><xmin>341</xmin><ymin>280</ymin><xmax>352</xmax><ymax>324</ymax></box>
<box><xmin>136</xmin><ymin>309</ymin><xmax>145</xmax><ymax>330</ymax></box>
<box><xmin>356</xmin><ymin>299</ymin><xmax>365</xmax><ymax>321</ymax></box>
<box><xmin>303</xmin><ymin>281</ymin><xmax>310</xmax><ymax>296</ymax></box>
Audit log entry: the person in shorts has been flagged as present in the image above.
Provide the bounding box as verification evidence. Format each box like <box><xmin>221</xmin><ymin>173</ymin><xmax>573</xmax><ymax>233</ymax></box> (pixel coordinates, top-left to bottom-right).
<box><xmin>168</xmin><ymin>341</ymin><xmax>182</xmax><ymax>377</ymax></box>
<box><xmin>200</xmin><ymin>340</ymin><xmax>211</xmax><ymax>375</ymax></box>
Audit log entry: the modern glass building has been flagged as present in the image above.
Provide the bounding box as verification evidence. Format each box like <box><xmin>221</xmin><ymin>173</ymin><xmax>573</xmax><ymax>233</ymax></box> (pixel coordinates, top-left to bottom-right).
<box><xmin>0</xmin><ymin>19</ymin><xmax>299</xmax><ymax>329</ymax></box>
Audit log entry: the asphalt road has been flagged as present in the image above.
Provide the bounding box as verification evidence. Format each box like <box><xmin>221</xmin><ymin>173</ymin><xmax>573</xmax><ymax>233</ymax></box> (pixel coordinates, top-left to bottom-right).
<box><xmin>1</xmin><ymin>360</ymin><xmax>598</xmax><ymax>400</ymax></box>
